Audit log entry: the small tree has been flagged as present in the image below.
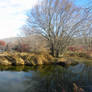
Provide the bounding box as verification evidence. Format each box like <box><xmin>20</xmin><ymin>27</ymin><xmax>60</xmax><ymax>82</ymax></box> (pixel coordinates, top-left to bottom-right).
<box><xmin>0</xmin><ymin>40</ymin><xmax>6</xmax><ymax>46</ymax></box>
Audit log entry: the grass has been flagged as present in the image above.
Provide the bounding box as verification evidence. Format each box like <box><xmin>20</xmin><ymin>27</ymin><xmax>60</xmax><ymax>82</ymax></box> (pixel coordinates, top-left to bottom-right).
<box><xmin>65</xmin><ymin>51</ymin><xmax>92</xmax><ymax>66</ymax></box>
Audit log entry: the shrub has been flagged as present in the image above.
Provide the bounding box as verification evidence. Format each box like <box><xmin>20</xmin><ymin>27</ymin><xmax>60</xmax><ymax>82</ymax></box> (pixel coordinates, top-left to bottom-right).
<box><xmin>68</xmin><ymin>46</ymin><xmax>77</xmax><ymax>52</ymax></box>
<box><xmin>77</xmin><ymin>52</ymin><xmax>90</xmax><ymax>58</ymax></box>
<box><xmin>0</xmin><ymin>40</ymin><xmax>6</xmax><ymax>46</ymax></box>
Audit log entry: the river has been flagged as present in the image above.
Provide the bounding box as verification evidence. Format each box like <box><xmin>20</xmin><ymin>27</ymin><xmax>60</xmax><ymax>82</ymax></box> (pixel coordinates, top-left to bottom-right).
<box><xmin>0</xmin><ymin>64</ymin><xmax>92</xmax><ymax>92</ymax></box>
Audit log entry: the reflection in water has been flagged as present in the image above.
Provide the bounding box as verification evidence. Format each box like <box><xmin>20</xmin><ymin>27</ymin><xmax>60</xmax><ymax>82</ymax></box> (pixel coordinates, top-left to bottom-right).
<box><xmin>0</xmin><ymin>64</ymin><xmax>92</xmax><ymax>92</ymax></box>
<box><xmin>23</xmin><ymin>66</ymin><xmax>73</xmax><ymax>92</ymax></box>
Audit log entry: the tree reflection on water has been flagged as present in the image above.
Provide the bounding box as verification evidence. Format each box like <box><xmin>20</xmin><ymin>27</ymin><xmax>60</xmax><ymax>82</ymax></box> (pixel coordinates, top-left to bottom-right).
<box><xmin>23</xmin><ymin>64</ymin><xmax>92</xmax><ymax>92</ymax></box>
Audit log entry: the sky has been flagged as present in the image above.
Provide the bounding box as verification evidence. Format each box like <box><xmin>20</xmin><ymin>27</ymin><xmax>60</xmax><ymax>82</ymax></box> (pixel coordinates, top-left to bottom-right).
<box><xmin>74</xmin><ymin>0</ymin><xmax>90</xmax><ymax>7</ymax></box>
<box><xmin>0</xmin><ymin>0</ymin><xmax>38</xmax><ymax>39</ymax></box>
<box><xmin>0</xmin><ymin>0</ymin><xmax>90</xmax><ymax>39</ymax></box>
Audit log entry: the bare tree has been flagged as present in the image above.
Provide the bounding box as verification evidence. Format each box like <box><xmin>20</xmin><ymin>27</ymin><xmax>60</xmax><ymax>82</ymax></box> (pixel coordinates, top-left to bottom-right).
<box><xmin>76</xmin><ymin>5</ymin><xmax>92</xmax><ymax>51</ymax></box>
<box><xmin>23</xmin><ymin>0</ymin><xmax>89</xmax><ymax>57</ymax></box>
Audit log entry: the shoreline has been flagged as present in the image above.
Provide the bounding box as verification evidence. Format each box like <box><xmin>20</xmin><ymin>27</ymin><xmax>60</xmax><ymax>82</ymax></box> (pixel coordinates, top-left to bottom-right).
<box><xmin>0</xmin><ymin>52</ymin><xmax>79</xmax><ymax>66</ymax></box>
<box><xmin>0</xmin><ymin>51</ymin><xmax>92</xmax><ymax>66</ymax></box>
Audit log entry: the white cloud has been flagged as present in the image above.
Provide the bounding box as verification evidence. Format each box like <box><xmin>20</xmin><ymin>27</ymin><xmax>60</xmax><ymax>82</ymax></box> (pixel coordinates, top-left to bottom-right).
<box><xmin>0</xmin><ymin>0</ymin><xmax>38</xmax><ymax>39</ymax></box>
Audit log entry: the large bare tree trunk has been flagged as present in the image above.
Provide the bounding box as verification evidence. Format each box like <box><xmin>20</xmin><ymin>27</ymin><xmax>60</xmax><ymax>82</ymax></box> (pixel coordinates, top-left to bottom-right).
<box><xmin>50</xmin><ymin>43</ymin><xmax>55</xmax><ymax>57</ymax></box>
<box><xmin>56</xmin><ymin>49</ymin><xmax>60</xmax><ymax>58</ymax></box>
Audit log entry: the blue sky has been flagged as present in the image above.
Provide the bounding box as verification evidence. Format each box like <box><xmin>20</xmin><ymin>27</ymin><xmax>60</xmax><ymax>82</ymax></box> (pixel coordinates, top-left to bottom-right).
<box><xmin>0</xmin><ymin>0</ymin><xmax>90</xmax><ymax>39</ymax></box>
<box><xmin>74</xmin><ymin>0</ymin><xmax>89</xmax><ymax>7</ymax></box>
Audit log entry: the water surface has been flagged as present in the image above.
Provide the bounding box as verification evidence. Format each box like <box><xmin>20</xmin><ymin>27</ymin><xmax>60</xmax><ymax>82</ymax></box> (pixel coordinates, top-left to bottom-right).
<box><xmin>0</xmin><ymin>64</ymin><xmax>92</xmax><ymax>92</ymax></box>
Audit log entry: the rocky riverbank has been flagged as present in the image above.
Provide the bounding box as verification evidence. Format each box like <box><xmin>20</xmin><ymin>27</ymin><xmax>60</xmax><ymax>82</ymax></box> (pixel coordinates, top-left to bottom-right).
<box><xmin>0</xmin><ymin>52</ymin><xmax>78</xmax><ymax>66</ymax></box>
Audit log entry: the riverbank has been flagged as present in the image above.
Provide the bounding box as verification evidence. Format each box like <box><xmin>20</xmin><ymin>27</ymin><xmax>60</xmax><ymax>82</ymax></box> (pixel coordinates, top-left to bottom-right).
<box><xmin>0</xmin><ymin>52</ymin><xmax>79</xmax><ymax>66</ymax></box>
<box><xmin>0</xmin><ymin>51</ymin><xmax>92</xmax><ymax>66</ymax></box>
<box><xmin>0</xmin><ymin>52</ymin><xmax>53</xmax><ymax>66</ymax></box>
<box><xmin>65</xmin><ymin>51</ymin><xmax>92</xmax><ymax>65</ymax></box>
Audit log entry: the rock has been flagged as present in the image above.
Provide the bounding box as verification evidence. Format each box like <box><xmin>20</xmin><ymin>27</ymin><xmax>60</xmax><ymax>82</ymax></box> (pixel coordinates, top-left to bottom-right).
<box><xmin>22</xmin><ymin>54</ymin><xmax>53</xmax><ymax>66</ymax></box>
<box><xmin>55</xmin><ymin>58</ymin><xmax>66</xmax><ymax>66</ymax></box>
<box><xmin>29</xmin><ymin>55</ymin><xmax>44</xmax><ymax>65</ymax></box>
<box><xmin>21</xmin><ymin>55</ymin><xmax>34</xmax><ymax>65</ymax></box>
<box><xmin>58</xmin><ymin>58</ymin><xmax>67</xmax><ymax>62</ymax></box>
<box><xmin>13</xmin><ymin>56</ymin><xmax>24</xmax><ymax>65</ymax></box>
<box><xmin>0</xmin><ymin>52</ymin><xmax>71</xmax><ymax>66</ymax></box>
<box><xmin>56</xmin><ymin>62</ymin><xmax>66</xmax><ymax>66</ymax></box>
<box><xmin>0</xmin><ymin>57</ymin><xmax>12</xmax><ymax>65</ymax></box>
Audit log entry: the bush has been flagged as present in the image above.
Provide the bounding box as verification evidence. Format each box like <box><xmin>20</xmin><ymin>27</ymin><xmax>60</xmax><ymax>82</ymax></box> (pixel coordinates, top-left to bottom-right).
<box><xmin>68</xmin><ymin>53</ymin><xmax>76</xmax><ymax>57</ymax></box>
<box><xmin>67</xmin><ymin>52</ymin><xmax>91</xmax><ymax>59</ymax></box>
<box><xmin>77</xmin><ymin>52</ymin><xmax>90</xmax><ymax>58</ymax></box>
<box><xmin>67</xmin><ymin>52</ymin><xmax>78</xmax><ymax>57</ymax></box>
